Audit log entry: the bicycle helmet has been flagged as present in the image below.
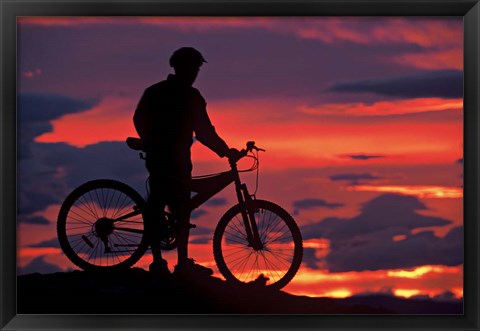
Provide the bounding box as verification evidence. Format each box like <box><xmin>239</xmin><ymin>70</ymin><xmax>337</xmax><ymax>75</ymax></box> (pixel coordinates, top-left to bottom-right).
<box><xmin>169</xmin><ymin>47</ymin><xmax>207</xmax><ymax>68</ymax></box>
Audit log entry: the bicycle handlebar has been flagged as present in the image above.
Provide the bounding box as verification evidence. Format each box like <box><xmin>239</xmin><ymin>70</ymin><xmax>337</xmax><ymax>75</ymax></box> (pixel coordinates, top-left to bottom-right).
<box><xmin>229</xmin><ymin>141</ymin><xmax>265</xmax><ymax>165</ymax></box>
<box><xmin>246</xmin><ymin>141</ymin><xmax>265</xmax><ymax>153</ymax></box>
<box><xmin>126</xmin><ymin>136</ymin><xmax>264</xmax><ymax>165</ymax></box>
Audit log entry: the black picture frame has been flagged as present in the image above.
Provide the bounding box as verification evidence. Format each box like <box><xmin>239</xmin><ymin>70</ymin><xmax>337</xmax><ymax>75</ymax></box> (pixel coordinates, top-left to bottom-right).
<box><xmin>1</xmin><ymin>0</ymin><xmax>479</xmax><ymax>330</ymax></box>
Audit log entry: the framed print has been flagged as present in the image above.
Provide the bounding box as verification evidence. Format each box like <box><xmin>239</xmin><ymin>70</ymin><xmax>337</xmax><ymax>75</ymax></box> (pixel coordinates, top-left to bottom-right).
<box><xmin>1</xmin><ymin>0</ymin><xmax>479</xmax><ymax>330</ymax></box>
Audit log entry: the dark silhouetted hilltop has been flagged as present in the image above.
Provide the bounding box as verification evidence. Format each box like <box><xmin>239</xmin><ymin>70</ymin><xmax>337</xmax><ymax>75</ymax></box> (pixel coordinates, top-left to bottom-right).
<box><xmin>17</xmin><ymin>268</ymin><xmax>462</xmax><ymax>314</ymax></box>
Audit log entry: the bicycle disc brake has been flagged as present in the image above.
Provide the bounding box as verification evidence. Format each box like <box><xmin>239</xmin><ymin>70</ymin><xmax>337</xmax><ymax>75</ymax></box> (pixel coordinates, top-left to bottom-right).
<box><xmin>93</xmin><ymin>217</ymin><xmax>114</xmax><ymax>253</ymax></box>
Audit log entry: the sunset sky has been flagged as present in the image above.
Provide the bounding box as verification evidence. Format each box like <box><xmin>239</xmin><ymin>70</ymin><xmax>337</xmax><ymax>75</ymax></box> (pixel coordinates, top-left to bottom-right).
<box><xmin>17</xmin><ymin>16</ymin><xmax>463</xmax><ymax>301</ymax></box>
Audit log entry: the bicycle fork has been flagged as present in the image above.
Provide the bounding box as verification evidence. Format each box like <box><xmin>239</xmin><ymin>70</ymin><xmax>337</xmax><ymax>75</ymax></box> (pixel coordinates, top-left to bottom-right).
<box><xmin>236</xmin><ymin>184</ymin><xmax>263</xmax><ymax>250</ymax></box>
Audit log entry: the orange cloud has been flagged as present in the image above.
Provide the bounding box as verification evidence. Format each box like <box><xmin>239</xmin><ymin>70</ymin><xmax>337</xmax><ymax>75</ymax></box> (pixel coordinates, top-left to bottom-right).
<box><xmin>18</xmin><ymin>247</ymin><xmax>62</xmax><ymax>257</ymax></box>
<box><xmin>387</xmin><ymin>265</ymin><xmax>455</xmax><ymax>279</ymax></box>
<box><xmin>299</xmin><ymin>98</ymin><xmax>463</xmax><ymax>117</ymax></box>
<box><xmin>370</xmin><ymin>19</ymin><xmax>461</xmax><ymax>48</ymax></box>
<box><xmin>35</xmin><ymin>95</ymin><xmax>138</xmax><ymax>147</ymax></box>
<box><xmin>394</xmin><ymin>289</ymin><xmax>422</xmax><ymax>298</ymax></box>
<box><xmin>392</xmin><ymin>49</ymin><xmax>463</xmax><ymax>70</ymax></box>
<box><xmin>349</xmin><ymin>185</ymin><xmax>463</xmax><ymax>199</ymax></box>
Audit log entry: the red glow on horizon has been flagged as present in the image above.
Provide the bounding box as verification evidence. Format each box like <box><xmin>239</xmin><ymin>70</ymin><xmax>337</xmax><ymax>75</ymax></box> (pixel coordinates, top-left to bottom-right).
<box><xmin>34</xmin><ymin>94</ymin><xmax>463</xmax><ymax>171</ymax></box>
<box><xmin>284</xmin><ymin>265</ymin><xmax>463</xmax><ymax>299</ymax></box>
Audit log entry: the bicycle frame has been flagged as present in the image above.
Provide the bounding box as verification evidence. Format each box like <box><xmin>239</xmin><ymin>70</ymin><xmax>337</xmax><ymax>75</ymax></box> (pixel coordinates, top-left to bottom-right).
<box><xmin>113</xmin><ymin>157</ymin><xmax>263</xmax><ymax>249</ymax></box>
<box><xmin>190</xmin><ymin>161</ymin><xmax>263</xmax><ymax>249</ymax></box>
<box><xmin>189</xmin><ymin>171</ymin><xmax>235</xmax><ymax>210</ymax></box>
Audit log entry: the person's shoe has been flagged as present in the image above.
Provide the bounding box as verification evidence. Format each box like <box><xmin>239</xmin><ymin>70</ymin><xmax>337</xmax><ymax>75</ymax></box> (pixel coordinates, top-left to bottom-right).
<box><xmin>149</xmin><ymin>259</ymin><xmax>171</xmax><ymax>278</ymax></box>
<box><xmin>173</xmin><ymin>258</ymin><xmax>213</xmax><ymax>278</ymax></box>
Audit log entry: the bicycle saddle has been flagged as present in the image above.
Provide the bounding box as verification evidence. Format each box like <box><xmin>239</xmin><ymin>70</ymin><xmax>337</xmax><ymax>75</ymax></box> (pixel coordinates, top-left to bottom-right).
<box><xmin>126</xmin><ymin>137</ymin><xmax>145</xmax><ymax>151</ymax></box>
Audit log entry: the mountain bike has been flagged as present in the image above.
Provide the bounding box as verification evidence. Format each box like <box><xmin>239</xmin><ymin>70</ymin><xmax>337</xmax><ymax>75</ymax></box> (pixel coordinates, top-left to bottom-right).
<box><xmin>57</xmin><ymin>139</ymin><xmax>303</xmax><ymax>289</ymax></box>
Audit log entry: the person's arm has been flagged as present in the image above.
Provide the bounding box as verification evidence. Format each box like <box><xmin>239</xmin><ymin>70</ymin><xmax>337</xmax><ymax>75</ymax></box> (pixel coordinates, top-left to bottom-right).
<box><xmin>192</xmin><ymin>93</ymin><xmax>230</xmax><ymax>157</ymax></box>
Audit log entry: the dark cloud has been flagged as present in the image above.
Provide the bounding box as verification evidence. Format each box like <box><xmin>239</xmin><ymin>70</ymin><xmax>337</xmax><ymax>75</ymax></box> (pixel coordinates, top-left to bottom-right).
<box><xmin>326</xmin><ymin>226</ymin><xmax>463</xmax><ymax>272</ymax></box>
<box><xmin>340</xmin><ymin>154</ymin><xmax>385</xmax><ymax>161</ymax></box>
<box><xmin>18</xmin><ymin>93</ymin><xmax>97</xmax><ymax>158</ymax></box>
<box><xmin>17</xmin><ymin>256</ymin><xmax>63</xmax><ymax>275</ymax></box>
<box><xmin>329</xmin><ymin>173</ymin><xmax>382</xmax><ymax>185</ymax></box>
<box><xmin>328</xmin><ymin>70</ymin><xmax>463</xmax><ymax>99</ymax></box>
<box><xmin>191</xmin><ymin>209</ymin><xmax>208</xmax><ymax>220</ymax></box>
<box><xmin>300</xmin><ymin>194</ymin><xmax>460</xmax><ymax>272</ymax></box>
<box><xmin>189</xmin><ymin>236</ymin><xmax>212</xmax><ymax>244</ymax></box>
<box><xmin>20</xmin><ymin>215</ymin><xmax>51</xmax><ymax>225</ymax></box>
<box><xmin>190</xmin><ymin>225</ymin><xmax>214</xmax><ymax>236</ymax></box>
<box><xmin>303</xmin><ymin>194</ymin><xmax>447</xmax><ymax>240</ymax></box>
<box><xmin>189</xmin><ymin>225</ymin><xmax>215</xmax><ymax>243</ymax></box>
<box><xmin>204</xmin><ymin>198</ymin><xmax>228</xmax><ymax>207</ymax></box>
<box><xmin>17</xmin><ymin>181</ymin><xmax>61</xmax><ymax>215</ymax></box>
<box><xmin>17</xmin><ymin>93</ymin><xmax>108</xmax><ymax>218</ymax></box>
<box><xmin>302</xmin><ymin>248</ymin><xmax>319</xmax><ymax>269</ymax></box>
<box><xmin>18</xmin><ymin>93</ymin><xmax>96</xmax><ymax>123</ymax></box>
<box><xmin>18</xmin><ymin>140</ymin><xmax>148</xmax><ymax>217</ymax></box>
<box><xmin>293</xmin><ymin>198</ymin><xmax>344</xmax><ymax>215</ymax></box>
<box><xmin>431</xmin><ymin>291</ymin><xmax>461</xmax><ymax>302</ymax></box>
<box><xmin>409</xmin><ymin>291</ymin><xmax>462</xmax><ymax>303</ymax></box>
<box><xmin>28</xmin><ymin>238</ymin><xmax>61</xmax><ymax>248</ymax></box>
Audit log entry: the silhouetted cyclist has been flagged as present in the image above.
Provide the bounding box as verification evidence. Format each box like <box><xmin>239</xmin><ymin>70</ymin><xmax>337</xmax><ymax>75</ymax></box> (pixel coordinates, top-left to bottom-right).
<box><xmin>133</xmin><ymin>47</ymin><xmax>240</xmax><ymax>278</ymax></box>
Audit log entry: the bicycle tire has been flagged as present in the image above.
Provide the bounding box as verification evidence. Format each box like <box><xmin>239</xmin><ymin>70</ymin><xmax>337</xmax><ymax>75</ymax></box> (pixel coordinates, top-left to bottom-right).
<box><xmin>57</xmin><ymin>179</ymin><xmax>148</xmax><ymax>271</ymax></box>
<box><xmin>213</xmin><ymin>199</ymin><xmax>303</xmax><ymax>290</ymax></box>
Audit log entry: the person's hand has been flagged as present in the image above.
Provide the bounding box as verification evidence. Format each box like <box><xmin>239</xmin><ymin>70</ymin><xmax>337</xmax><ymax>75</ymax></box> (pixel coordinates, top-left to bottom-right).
<box><xmin>225</xmin><ymin>148</ymin><xmax>242</xmax><ymax>162</ymax></box>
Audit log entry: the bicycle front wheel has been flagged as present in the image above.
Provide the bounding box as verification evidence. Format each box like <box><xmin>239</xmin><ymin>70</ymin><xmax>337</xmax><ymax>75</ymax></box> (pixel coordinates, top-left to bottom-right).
<box><xmin>213</xmin><ymin>199</ymin><xmax>303</xmax><ymax>290</ymax></box>
<box><xmin>57</xmin><ymin>179</ymin><xmax>148</xmax><ymax>271</ymax></box>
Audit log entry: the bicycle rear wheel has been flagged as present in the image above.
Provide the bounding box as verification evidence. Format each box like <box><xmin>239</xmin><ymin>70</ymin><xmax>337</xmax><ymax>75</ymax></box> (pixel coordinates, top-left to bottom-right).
<box><xmin>213</xmin><ymin>199</ymin><xmax>303</xmax><ymax>290</ymax></box>
<box><xmin>57</xmin><ymin>179</ymin><xmax>148</xmax><ymax>271</ymax></box>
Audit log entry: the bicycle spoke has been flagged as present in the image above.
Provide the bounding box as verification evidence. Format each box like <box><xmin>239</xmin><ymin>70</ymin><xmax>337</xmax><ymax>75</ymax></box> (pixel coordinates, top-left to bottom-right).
<box><xmin>111</xmin><ymin>193</ymin><xmax>132</xmax><ymax>220</ymax></box>
<box><xmin>224</xmin><ymin>248</ymin><xmax>254</xmax><ymax>266</ymax></box>
<box><xmin>260</xmin><ymin>250</ymin><xmax>283</xmax><ymax>282</ymax></box>
<box><xmin>65</xmin><ymin>224</ymin><xmax>92</xmax><ymax>231</ymax></box>
<box><xmin>67</xmin><ymin>208</ymin><xmax>96</xmax><ymax>225</ymax></box>
<box><xmin>77</xmin><ymin>194</ymin><xmax>99</xmax><ymax>220</ymax></box>
<box><xmin>258</xmin><ymin>209</ymin><xmax>277</xmax><ymax>242</ymax></box>
<box><xmin>245</xmin><ymin>253</ymin><xmax>260</xmax><ymax>282</ymax></box>
<box><xmin>235</xmin><ymin>251</ymin><xmax>256</xmax><ymax>282</ymax></box>
<box><xmin>264</xmin><ymin>249</ymin><xmax>292</xmax><ymax>267</ymax></box>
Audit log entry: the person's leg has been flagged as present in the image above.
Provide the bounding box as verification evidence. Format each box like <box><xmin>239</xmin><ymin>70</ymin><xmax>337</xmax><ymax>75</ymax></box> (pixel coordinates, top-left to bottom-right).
<box><xmin>144</xmin><ymin>155</ymin><xmax>170</xmax><ymax>274</ymax></box>
<box><xmin>170</xmin><ymin>177</ymin><xmax>213</xmax><ymax>276</ymax></box>
<box><xmin>145</xmin><ymin>199</ymin><xmax>164</xmax><ymax>262</ymax></box>
<box><xmin>144</xmin><ymin>176</ymin><xmax>165</xmax><ymax>263</ymax></box>
<box><xmin>169</xmin><ymin>184</ymin><xmax>191</xmax><ymax>266</ymax></box>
